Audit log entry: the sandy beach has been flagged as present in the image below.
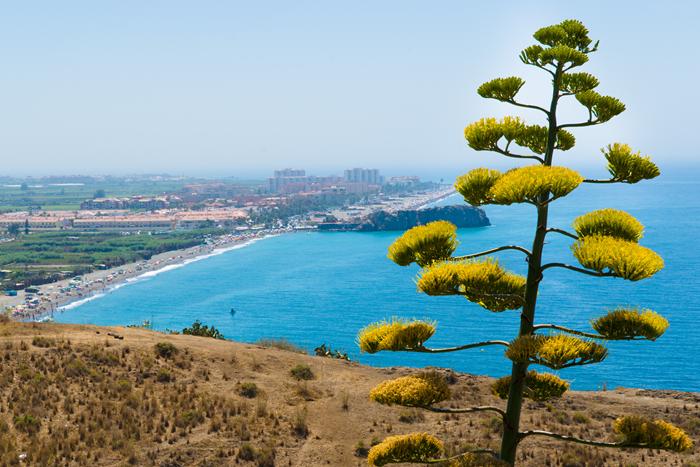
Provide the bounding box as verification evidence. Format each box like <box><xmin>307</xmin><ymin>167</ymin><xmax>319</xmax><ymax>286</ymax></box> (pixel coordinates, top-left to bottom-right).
<box><xmin>0</xmin><ymin>229</ymin><xmax>287</xmax><ymax>321</ymax></box>
<box><xmin>1</xmin><ymin>188</ymin><xmax>456</xmax><ymax>322</ymax></box>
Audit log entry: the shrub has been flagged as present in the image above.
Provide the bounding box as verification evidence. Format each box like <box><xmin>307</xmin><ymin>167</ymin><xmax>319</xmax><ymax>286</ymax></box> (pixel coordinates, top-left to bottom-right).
<box><xmin>156</xmin><ymin>368</ymin><xmax>173</xmax><ymax>383</ymax></box>
<box><xmin>257</xmin><ymin>338</ymin><xmax>306</xmax><ymax>354</ymax></box>
<box><xmin>31</xmin><ymin>336</ymin><xmax>55</xmax><ymax>348</ymax></box>
<box><xmin>238</xmin><ymin>382</ymin><xmax>258</xmax><ymax>398</ymax></box>
<box><xmin>153</xmin><ymin>342</ymin><xmax>178</xmax><ymax>359</ymax></box>
<box><xmin>292</xmin><ymin>407</ymin><xmax>309</xmax><ymax>438</ymax></box>
<box><xmin>238</xmin><ymin>443</ymin><xmax>256</xmax><ymax>461</ymax></box>
<box><xmin>290</xmin><ymin>363</ymin><xmax>314</xmax><ymax>381</ymax></box>
<box><xmin>14</xmin><ymin>414</ymin><xmax>40</xmax><ymax>435</ymax></box>
<box><xmin>355</xmin><ymin>440</ymin><xmax>369</xmax><ymax>457</ymax></box>
<box><xmin>182</xmin><ymin>320</ymin><xmax>224</xmax><ymax>339</ymax></box>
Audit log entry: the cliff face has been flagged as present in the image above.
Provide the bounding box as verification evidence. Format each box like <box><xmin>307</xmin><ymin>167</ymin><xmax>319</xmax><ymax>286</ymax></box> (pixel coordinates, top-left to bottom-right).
<box><xmin>357</xmin><ymin>205</ymin><xmax>490</xmax><ymax>231</ymax></box>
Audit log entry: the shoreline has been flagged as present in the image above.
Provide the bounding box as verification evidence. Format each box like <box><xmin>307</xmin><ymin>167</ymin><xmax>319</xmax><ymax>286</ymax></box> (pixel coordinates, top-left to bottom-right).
<box><xmin>1</xmin><ymin>187</ymin><xmax>460</xmax><ymax>321</ymax></box>
<box><xmin>2</xmin><ymin>229</ymin><xmax>288</xmax><ymax>321</ymax></box>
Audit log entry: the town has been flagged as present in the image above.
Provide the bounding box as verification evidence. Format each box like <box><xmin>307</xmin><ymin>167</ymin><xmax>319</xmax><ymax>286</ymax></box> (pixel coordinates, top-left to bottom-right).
<box><xmin>0</xmin><ymin>168</ymin><xmax>450</xmax><ymax>233</ymax></box>
<box><xmin>0</xmin><ymin>169</ymin><xmax>454</xmax><ymax>302</ymax></box>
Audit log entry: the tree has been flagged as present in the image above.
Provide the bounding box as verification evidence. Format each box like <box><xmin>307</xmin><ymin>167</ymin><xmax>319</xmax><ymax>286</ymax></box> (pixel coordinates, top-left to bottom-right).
<box><xmin>93</xmin><ymin>189</ymin><xmax>106</xmax><ymax>198</ymax></box>
<box><xmin>6</xmin><ymin>223</ymin><xmax>21</xmax><ymax>236</ymax></box>
<box><xmin>23</xmin><ymin>219</ymin><xmax>29</xmax><ymax>235</ymax></box>
<box><xmin>358</xmin><ymin>19</ymin><xmax>692</xmax><ymax>466</ymax></box>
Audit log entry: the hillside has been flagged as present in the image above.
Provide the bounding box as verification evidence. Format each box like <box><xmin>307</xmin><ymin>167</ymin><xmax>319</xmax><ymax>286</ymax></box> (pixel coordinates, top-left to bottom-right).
<box><xmin>0</xmin><ymin>321</ymin><xmax>697</xmax><ymax>466</ymax></box>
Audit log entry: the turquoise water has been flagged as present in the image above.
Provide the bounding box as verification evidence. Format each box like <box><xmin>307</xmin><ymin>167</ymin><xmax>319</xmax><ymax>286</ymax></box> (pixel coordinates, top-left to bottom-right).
<box><xmin>55</xmin><ymin>179</ymin><xmax>700</xmax><ymax>391</ymax></box>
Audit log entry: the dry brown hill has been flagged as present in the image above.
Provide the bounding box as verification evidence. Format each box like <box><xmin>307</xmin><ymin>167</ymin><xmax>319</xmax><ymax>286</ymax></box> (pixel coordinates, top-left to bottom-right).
<box><xmin>0</xmin><ymin>320</ymin><xmax>697</xmax><ymax>466</ymax></box>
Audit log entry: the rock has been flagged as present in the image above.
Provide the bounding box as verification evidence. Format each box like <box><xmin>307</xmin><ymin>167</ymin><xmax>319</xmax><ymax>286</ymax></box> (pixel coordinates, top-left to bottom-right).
<box><xmin>356</xmin><ymin>205</ymin><xmax>490</xmax><ymax>231</ymax></box>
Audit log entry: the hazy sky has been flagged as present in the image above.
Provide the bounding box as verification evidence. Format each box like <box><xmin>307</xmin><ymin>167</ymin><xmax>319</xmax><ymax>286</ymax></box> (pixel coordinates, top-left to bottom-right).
<box><xmin>1</xmin><ymin>1</ymin><xmax>698</xmax><ymax>178</ymax></box>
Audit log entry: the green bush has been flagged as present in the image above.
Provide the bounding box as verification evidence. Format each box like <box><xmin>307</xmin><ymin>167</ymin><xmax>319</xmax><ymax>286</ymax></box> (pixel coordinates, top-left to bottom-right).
<box><xmin>290</xmin><ymin>364</ymin><xmax>314</xmax><ymax>381</ymax></box>
<box><xmin>238</xmin><ymin>382</ymin><xmax>258</xmax><ymax>398</ymax></box>
<box><xmin>156</xmin><ymin>368</ymin><xmax>173</xmax><ymax>383</ymax></box>
<box><xmin>182</xmin><ymin>320</ymin><xmax>224</xmax><ymax>339</ymax></box>
<box><xmin>14</xmin><ymin>414</ymin><xmax>40</xmax><ymax>435</ymax></box>
<box><xmin>153</xmin><ymin>342</ymin><xmax>178</xmax><ymax>359</ymax></box>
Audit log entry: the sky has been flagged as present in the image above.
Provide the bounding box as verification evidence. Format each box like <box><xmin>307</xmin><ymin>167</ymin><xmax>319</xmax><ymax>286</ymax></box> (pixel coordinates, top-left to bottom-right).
<box><xmin>1</xmin><ymin>1</ymin><xmax>698</xmax><ymax>179</ymax></box>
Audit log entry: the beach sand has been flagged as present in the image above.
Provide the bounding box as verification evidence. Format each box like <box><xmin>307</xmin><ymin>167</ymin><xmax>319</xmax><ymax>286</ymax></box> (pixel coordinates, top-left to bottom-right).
<box><xmin>1</xmin><ymin>229</ymin><xmax>285</xmax><ymax>321</ymax></box>
<box><xmin>1</xmin><ymin>188</ymin><xmax>457</xmax><ymax>321</ymax></box>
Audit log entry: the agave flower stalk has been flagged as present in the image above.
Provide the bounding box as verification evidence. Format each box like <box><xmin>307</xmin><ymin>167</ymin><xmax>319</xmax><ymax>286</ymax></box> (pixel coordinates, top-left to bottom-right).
<box><xmin>358</xmin><ymin>19</ymin><xmax>692</xmax><ymax>466</ymax></box>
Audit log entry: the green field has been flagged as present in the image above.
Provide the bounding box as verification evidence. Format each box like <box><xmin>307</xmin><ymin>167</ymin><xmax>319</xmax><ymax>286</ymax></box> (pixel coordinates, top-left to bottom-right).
<box><xmin>0</xmin><ymin>179</ymin><xmax>192</xmax><ymax>212</ymax></box>
<box><xmin>0</xmin><ymin>229</ymin><xmax>224</xmax><ymax>290</ymax></box>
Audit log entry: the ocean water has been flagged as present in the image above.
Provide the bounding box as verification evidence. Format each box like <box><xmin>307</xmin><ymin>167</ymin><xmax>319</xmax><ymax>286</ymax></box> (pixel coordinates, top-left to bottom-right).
<box><xmin>55</xmin><ymin>179</ymin><xmax>700</xmax><ymax>391</ymax></box>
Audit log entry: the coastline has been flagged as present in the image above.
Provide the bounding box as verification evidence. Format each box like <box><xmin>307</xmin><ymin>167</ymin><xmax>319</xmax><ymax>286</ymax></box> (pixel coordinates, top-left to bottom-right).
<box><xmin>1</xmin><ymin>229</ymin><xmax>287</xmax><ymax>321</ymax></box>
<box><xmin>1</xmin><ymin>187</ymin><xmax>458</xmax><ymax>321</ymax></box>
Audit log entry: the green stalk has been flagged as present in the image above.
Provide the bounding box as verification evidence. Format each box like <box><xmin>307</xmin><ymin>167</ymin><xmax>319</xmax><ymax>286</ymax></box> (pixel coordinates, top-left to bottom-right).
<box><xmin>499</xmin><ymin>63</ymin><xmax>563</xmax><ymax>464</ymax></box>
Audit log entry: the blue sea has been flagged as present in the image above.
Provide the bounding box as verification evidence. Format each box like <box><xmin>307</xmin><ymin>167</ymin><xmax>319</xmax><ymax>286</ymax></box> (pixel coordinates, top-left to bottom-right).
<box><xmin>55</xmin><ymin>178</ymin><xmax>700</xmax><ymax>391</ymax></box>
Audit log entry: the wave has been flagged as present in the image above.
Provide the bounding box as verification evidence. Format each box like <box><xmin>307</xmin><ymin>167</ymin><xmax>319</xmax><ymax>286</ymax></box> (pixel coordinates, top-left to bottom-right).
<box><xmin>57</xmin><ymin>234</ymin><xmax>275</xmax><ymax>311</ymax></box>
<box><xmin>58</xmin><ymin>292</ymin><xmax>107</xmax><ymax>311</ymax></box>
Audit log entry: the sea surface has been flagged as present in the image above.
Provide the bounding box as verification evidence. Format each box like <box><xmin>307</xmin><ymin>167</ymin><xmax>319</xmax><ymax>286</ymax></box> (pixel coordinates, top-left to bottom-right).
<box><xmin>55</xmin><ymin>179</ymin><xmax>700</xmax><ymax>391</ymax></box>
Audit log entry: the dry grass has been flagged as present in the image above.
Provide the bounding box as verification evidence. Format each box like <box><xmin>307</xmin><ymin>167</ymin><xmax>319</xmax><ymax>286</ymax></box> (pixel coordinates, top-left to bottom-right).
<box><xmin>0</xmin><ymin>321</ymin><xmax>696</xmax><ymax>466</ymax></box>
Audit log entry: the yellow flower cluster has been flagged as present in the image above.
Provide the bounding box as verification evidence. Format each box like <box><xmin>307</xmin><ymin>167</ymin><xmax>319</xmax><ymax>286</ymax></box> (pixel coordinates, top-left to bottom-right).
<box><xmin>477</xmin><ymin>76</ymin><xmax>525</xmax><ymax>102</ymax></box>
<box><xmin>463</xmin><ymin>117</ymin><xmax>524</xmax><ymax>152</ymax></box>
<box><xmin>573</xmin><ymin>208</ymin><xmax>644</xmax><ymax>242</ymax></box>
<box><xmin>533</xmin><ymin>19</ymin><xmax>593</xmax><ymax>51</ymax></box>
<box><xmin>492</xmin><ymin>370</ymin><xmax>569</xmax><ymax>401</ymax></box>
<box><xmin>489</xmin><ymin>165</ymin><xmax>583</xmax><ymax>205</ymax></box>
<box><xmin>540</xmin><ymin>44</ymin><xmax>589</xmax><ymax>67</ymax></box>
<box><xmin>576</xmin><ymin>90</ymin><xmax>625</xmax><ymax>123</ymax></box>
<box><xmin>370</xmin><ymin>371</ymin><xmax>450</xmax><ymax>407</ymax></box>
<box><xmin>555</xmin><ymin>129</ymin><xmax>576</xmax><ymax>151</ymax></box>
<box><xmin>464</xmin><ymin>117</ymin><xmax>575</xmax><ymax>156</ymax></box>
<box><xmin>357</xmin><ymin>318</ymin><xmax>436</xmax><ymax>354</ymax></box>
<box><xmin>387</xmin><ymin>221</ymin><xmax>458</xmax><ymax>267</ymax></box>
<box><xmin>592</xmin><ymin>308</ymin><xmax>669</xmax><ymax>340</ymax></box>
<box><xmin>560</xmin><ymin>72</ymin><xmax>599</xmax><ymax>94</ymax></box>
<box><xmin>367</xmin><ymin>433</ymin><xmax>444</xmax><ymax>466</ymax></box>
<box><xmin>454</xmin><ymin>168</ymin><xmax>502</xmax><ymax>206</ymax></box>
<box><xmin>506</xmin><ymin>334</ymin><xmax>607</xmax><ymax>369</ymax></box>
<box><xmin>572</xmin><ymin>235</ymin><xmax>664</xmax><ymax>281</ymax></box>
<box><xmin>603</xmin><ymin>143</ymin><xmax>660</xmax><ymax>183</ymax></box>
<box><xmin>613</xmin><ymin>416</ymin><xmax>693</xmax><ymax>452</ymax></box>
<box><xmin>417</xmin><ymin>260</ymin><xmax>526</xmax><ymax>312</ymax></box>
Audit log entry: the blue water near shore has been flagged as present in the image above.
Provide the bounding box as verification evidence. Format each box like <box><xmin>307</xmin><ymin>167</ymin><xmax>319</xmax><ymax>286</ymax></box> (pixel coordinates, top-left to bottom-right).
<box><xmin>55</xmin><ymin>179</ymin><xmax>700</xmax><ymax>391</ymax></box>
